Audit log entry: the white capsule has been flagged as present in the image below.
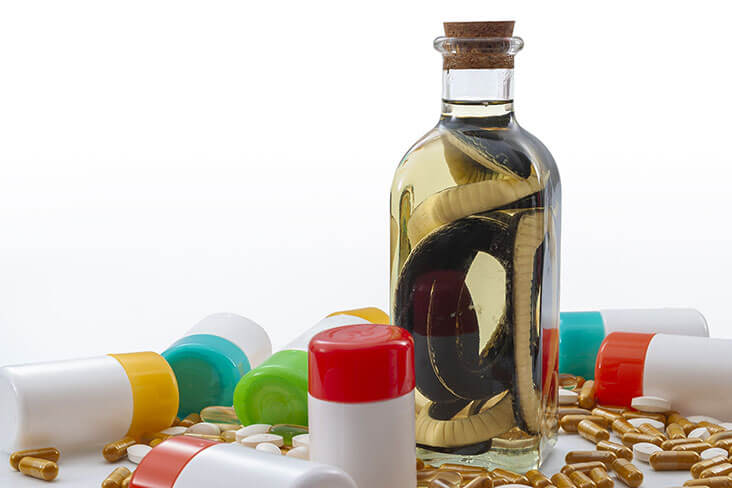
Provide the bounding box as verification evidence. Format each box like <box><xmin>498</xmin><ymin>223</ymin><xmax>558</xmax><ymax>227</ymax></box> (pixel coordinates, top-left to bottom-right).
<box><xmin>186</xmin><ymin>422</ymin><xmax>221</xmax><ymax>436</ymax></box>
<box><xmin>286</xmin><ymin>446</ymin><xmax>309</xmax><ymax>460</ymax></box>
<box><xmin>687</xmin><ymin>415</ymin><xmax>722</xmax><ymax>424</ymax></box>
<box><xmin>688</xmin><ymin>427</ymin><xmax>711</xmax><ymax>440</ymax></box>
<box><xmin>559</xmin><ymin>389</ymin><xmax>579</xmax><ymax>405</ymax></box>
<box><xmin>630</xmin><ymin>395</ymin><xmax>671</xmax><ymax>413</ymax></box>
<box><xmin>160</xmin><ymin>426</ymin><xmax>188</xmax><ymax>436</ymax></box>
<box><xmin>255</xmin><ymin>442</ymin><xmax>282</xmax><ymax>455</ymax></box>
<box><xmin>627</xmin><ymin>417</ymin><xmax>665</xmax><ymax>430</ymax></box>
<box><xmin>701</xmin><ymin>447</ymin><xmax>729</xmax><ymax>460</ymax></box>
<box><xmin>127</xmin><ymin>444</ymin><xmax>153</xmax><ymax>464</ymax></box>
<box><xmin>292</xmin><ymin>433</ymin><xmax>310</xmax><ymax>448</ymax></box>
<box><xmin>235</xmin><ymin>424</ymin><xmax>271</xmax><ymax>442</ymax></box>
<box><xmin>240</xmin><ymin>433</ymin><xmax>284</xmax><ymax>448</ymax></box>
<box><xmin>633</xmin><ymin>442</ymin><xmax>662</xmax><ymax>463</ymax></box>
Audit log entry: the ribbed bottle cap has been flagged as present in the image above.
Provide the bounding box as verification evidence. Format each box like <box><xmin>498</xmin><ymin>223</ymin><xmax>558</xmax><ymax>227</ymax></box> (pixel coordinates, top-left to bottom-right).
<box><xmin>595</xmin><ymin>332</ymin><xmax>655</xmax><ymax>407</ymax></box>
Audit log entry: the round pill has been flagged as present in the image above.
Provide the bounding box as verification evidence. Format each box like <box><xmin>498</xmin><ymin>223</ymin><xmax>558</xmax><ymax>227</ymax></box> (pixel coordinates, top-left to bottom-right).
<box><xmin>127</xmin><ymin>444</ymin><xmax>153</xmax><ymax>464</ymax></box>
<box><xmin>240</xmin><ymin>433</ymin><xmax>284</xmax><ymax>448</ymax></box>
<box><xmin>235</xmin><ymin>424</ymin><xmax>272</xmax><ymax>442</ymax></box>
<box><xmin>687</xmin><ymin>415</ymin><xmax>722</xmax><ymax>424</ymax></box>
<box><xmin>701</xmin><ymin>447</ymin><xmax>729</xmax><ymax>460</ymax></box>
<box><xmin>186</xmin><ymin>422</ymin><xmax>221</xmax><ymax>436</ymax></box>
<box><xmin>292</xmin><ymin>433</ymin><xmax>310</xmax><ymax>448</ymax></box>
<box><xmin>160</xmin><ymin>426</ymin><xmax>187</xmax><ymax>436</ymax></box>
<box><xmin>689</xmin><ymin>427</ymin><xmax>711</xmax><ymax>440</ymax></box>
<box><xmin>559</xmin><ymin>389</ymin><xmax>579</xmax><ymax>405</ymax></box>
<box><xmin>633</xmin><ymin>442</ymin><xmax>662</xmax><ymax>463</ymax></box>
<box><xmin>286</xmin><ymin>446</ymin><xmax>309</xmax><ymax>460</ymax></box>
<box><xmin>255</xmin><ymin>442</ymin><xmax>282</xmax><ymax>455</ymax></box>
<box><xmin>627</xmin><ymin>418</ymin><xmax>665</xmax><ymax>430</ymax></box>
<box><xmin>630</xmin><ymin>396</ymin><xmax>671</xmax><ymax>413</ymax></box>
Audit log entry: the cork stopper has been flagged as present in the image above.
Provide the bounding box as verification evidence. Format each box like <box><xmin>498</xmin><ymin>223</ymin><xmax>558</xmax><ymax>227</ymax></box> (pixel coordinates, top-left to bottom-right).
<box><xmin>441</xmin><ymin>21</ymin><xmax>516</xmax><ymax>70</ymax></box>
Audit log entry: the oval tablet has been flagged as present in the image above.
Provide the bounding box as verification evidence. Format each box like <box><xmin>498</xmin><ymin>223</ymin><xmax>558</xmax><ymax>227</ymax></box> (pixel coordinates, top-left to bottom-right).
<box><xmin>127</xmin><ymin>444</ymin><xmax>152</xmax><ymax>464</ymax></box>
<box><xmin>255</xmin><ymin>442</ymin><xmax>282</xmax><ymax>455</ymax></box>
<box><xmin>628</xmin><ymin>418</ymin><xmax>665</xmax><ymax>430</ymax></box>
<box><xmin>240</xmin><ymin>433</ymin><xmax>284</xmax><ymax>448</ymax></box>
<box><xmin>631</xmin><ymin>395</ymin><xmax>670</xmax><ymax>413</ymax></box>
<box><xmin>292</xmin><ymin>433</ymin><xmax>310</xmax><ymax>448</ymax></box>
<box><xmin>689</xmin><ymin>427</ymin><xmax>711</xmax><ymax>441</ymax></box>
<box><xmin>235</xmin><ymin>424</ymin><xmax>271</xmax><ymax>442</ymax></box>
<box><xmin>702</xmin><ymin>448</ymin><xmax>729</xmax><ymax>460</ymax></box>
<box><xmin>688</xmin><ymin>416</ymin><xmax>722</xmax><ymax>424</ymax></box>
<box><xmin>560</xmin><ymin>389</ymin><xmax>579</xmax><ymax>405</ymax></box>
<box><xmin>633</xmin><ymin>442</ymin><xmax>662</xmax><ymax>463</ymax></box>
<box><xmin>160</xmin><ymin>426</ymin><xmax>188</xmax><ymax>436</ymax></box>
<box><xmin>187</xmin><ymin>422</ymin><xmax>221</xmax><ymax>436</ymax></box>
<box><xmin>286</xmin><ymin>446</ymin><xmax>309</xmax><ymax>460</ymax></box>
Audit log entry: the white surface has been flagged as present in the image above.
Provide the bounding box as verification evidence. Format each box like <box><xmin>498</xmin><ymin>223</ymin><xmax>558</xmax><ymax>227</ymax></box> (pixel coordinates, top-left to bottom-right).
<box><xmin>172</xmin><ymin>442</ymin><xmax>357</xmax><ymax>488</ymax></box>
<box><xmin>643</xmin><ymin>335</ymin><xmax>732</xmax><ymax>420</ymax></box>
<box><xmin>601</xmin><ymin>309</ymin><xmax>709</xmax><ymax>337</ymax></box>
<box><xmin>309</xmin><ymin>392</ymin><xmax>416</xmax><ymax>488</ymax></box>
<box><xmin>183</xmin><ymin>313</ymin><xmax>273</xmax><ymax>368</ymax></box>
<box><xmin>285</xmin><ymin>314</ymin><xmax>377</xmax><ymax>351</ymax></box>
<box><xmin>0</xmin><ymin>356</ymin><xmax>133</xmax><ymax>452</ymax></box>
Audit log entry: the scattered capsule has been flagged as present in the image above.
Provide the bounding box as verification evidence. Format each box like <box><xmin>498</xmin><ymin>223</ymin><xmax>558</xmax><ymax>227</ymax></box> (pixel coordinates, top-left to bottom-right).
<box><xmin>551</xmin><ymin>473</ymin><xmax>576</xmax><ymax>488</ymax></box>
<box><xmin>439</xmin><ymin>464</ymin><xmax>486</xmax><ymax>482</ymax></box>
<box><xmin>179</xmin><ymin>413</ymin><xmax>201</xmax><ymax>427</ymax></box>
<box><xmin>491</xmin><ymin>468</ymin><xmax>529</xmax><ymax>485</ymax></box>
<box><xmin>698</xmin><ymin>422</ymin><xmax>727</xmax><ymax>434</ymax></box>
<box><xmin>560</xmin><ymin>407</ymin><xmax>593</xmax><ymax>419</ymax></box>
<box><xmin>612</xmin><ymin>419</ymin><xmax>640</xmax><ymax>437</ymax></box>
<box><xmin>526</xmin><ymin>469</ymin><xmax>553</xmax><ymax>488</ymax></box>
<box><xmin>666</xmin><ymin>423</ymin><xmax>687</xmax><ymax>440</ymax></box>
<box><xmin>103</xmin><ymin>467</ymin><xmax>132</xmax><ymax>488</ymax></box>
<box><xmin>673</xmin><ymin>442</ymin><xmax>713</xmax><ymax>453</ymax></box>
<box><xmin>662</xmin><ymin>438</ymin><xmax>706</xmax><ymax>450</ymax></box>
<box><xmin>463</xmin><ymin>475</ymin><xmax>494</xmax><ymax>488</ymax></box>
<box><xmin>103</xmin><ymin>437</ymin><xmax>137</xmax><ymax>462</ymax></box>
<box><xmin>9</xmin><ymin>447</ymin><xmax>60</xmax><ymax>471</ymax></box>
<box><xmin>700</xmin><ymin>463</ymin><xmax>732</xmax><ymax>478</ymax></box>
<box><xmin>596</xmin><ymin>440</ymin><xmax>633</xmax><ymax>461</ymax></box>
<box><xmin>611</xmin><ymin>458</ymin><xmax>643</xmax><ymax>488</ymax></box>
<box><xmin>668</xmin><ymin>412</ymin><xmax>697</xmax><ymax>435</ymax></box>
<box><xmin>588</xmin><ymin>467</ymin><xmax>612</xmax><ymax>488</ymax></box>
<box><xmin>561</xmin><ymin>415</ymin><xmax>609</xmax><ymax>433</ymax></box>
<box><xmin>708</xmin><ymin>431</ymin><xmax>732</xmax><ymax>445</ymax></box>
<box><xmin>621</xmin><ymin>432</ymin><xmax>663</xmax><ymax>448</ymax></box>
<box><xmin>121</xmin><ymin>474</ymin><xmax>132</xmax><ymax>488</ymax></box>
<box><xmin>592</xmin><ymin>407</ymin><xmax>622</xmax><ymax>424</ymax></box>
<box><xmin>221</xmin><ymin>430</ymin><xmax>237</xmax><ymax>443</ymax></box>
<box><xmin>649</xmin><ymin>450</ymin><xmax>700</xmax><ymax>470</ymax></box>
<box><xmin>578</xmin><ymin>420</ymin><xmax>610</xmax><ymax>443</ymax></box>
<box><xmin>565</xmin><ymin>450</ymin><xmax>616</xmax><ymax>468</ymax></box>
<box><xmin>597</xmin><ymin>405</ymin><xmax>628</xmax><ymax>414</ymax></box>
<box><xmin>561</xmin><ymin>462</ymin><xmax>607</xmax><ymax>474</ymax></box>
<box><xmin>429</xmin><ymin>470</ymin><xmax>462</xmax><ymax>488</ymax></box>
<box><xmin>559</xmin><ymin>373</ymin><xmax>582</xmax><ymax>389</ymax></box>
<box><xmin>18</xmin><ymin>457</ymin><xmax>58</xmax><ymax>482</ymax></box>
<box><xmin>569</xmin><ymin>470</ymin><xmax>595</xmax><ymax>488</ymax></box>
<box><xmin>691</xmin><ymin>456</ymin><xmax>729</xmax><ymax>478</ymax></box>
<box><xmin>684</xmin><ymin>476</ymin><xmax>732</xmax><ymax>487</ymax></box>
<box><xmin>638</xmin><ymin>423</ymin><xmax>666</xmax><ymax>439</ymax></box>
<box><xmin>712</xmin><ymin>438</ymin><xmax>732</xmax><ymax>450</ymax></box>
<box><xmin>578</xmin><ymin>380</ymin><xmax>597</xmax><ymax>410</ymax></box>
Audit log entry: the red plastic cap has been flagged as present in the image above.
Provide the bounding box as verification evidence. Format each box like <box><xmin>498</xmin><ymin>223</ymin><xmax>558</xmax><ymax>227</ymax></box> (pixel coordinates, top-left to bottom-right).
<box><xmin>308</xmin><ymin>324</ymin><xmax>415</xmax><ymax>403</ymax></box>
<box><xmin>595</xmin><ymin>332</ymin><xmax>654</xmax><ymax>407</ymax></box>
<box><xmin>130</xmin><ymin>436</ymin><xmax>218</xmax><ymax>488</ymax></box>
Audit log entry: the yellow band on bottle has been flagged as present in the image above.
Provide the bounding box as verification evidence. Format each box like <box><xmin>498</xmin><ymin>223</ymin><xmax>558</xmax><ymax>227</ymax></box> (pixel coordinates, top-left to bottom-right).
<box><xmin>327</xmin><ymin>307</ymin><xmax>390</xmax><ymax>324</ymax></box>
<box><xmin>109</xmin><ymin>352</ymin><xmax>179</xmax><ymax>441</ymax></box>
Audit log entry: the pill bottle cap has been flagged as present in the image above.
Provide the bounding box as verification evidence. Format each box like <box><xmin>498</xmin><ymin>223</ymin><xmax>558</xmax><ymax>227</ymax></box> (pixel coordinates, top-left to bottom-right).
<box><xmin>595</xmin><ymin>332</ymin><xmax>655</xmax><ymax>407</ymax></box>
<box><xmin>130</xmin><ymin>436</ymin><xmax>217</xmax><ymax>488</ymax></box>
<box><xmin>308</xmin><ymin>324</ymin><xmax>415</xmax><ymax>403</ymax></box>
<box><xmin>184</xmin><ymin>313</ymin><xmax>272</xmax><ymax>368</ymax></box>
<box><xmin>559</xmin><ymin>311</ymin><xmax>607</xmax><ymax>379</ymax></box>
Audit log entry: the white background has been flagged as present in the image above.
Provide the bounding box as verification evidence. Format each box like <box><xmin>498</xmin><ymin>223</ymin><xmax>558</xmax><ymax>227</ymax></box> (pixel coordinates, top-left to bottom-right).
<box><xmin>1</xmin><ymin>0</ymin><xmax>731</xmax><ymax>367</ymax></box>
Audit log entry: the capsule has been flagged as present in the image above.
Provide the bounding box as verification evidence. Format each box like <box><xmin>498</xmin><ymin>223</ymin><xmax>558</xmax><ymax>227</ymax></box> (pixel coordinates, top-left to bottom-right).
<box><xmin>662</xmin><ymin>437</ymin><xmax>705</xmax><ymax>450</ymax></box>
<box><xmin>708</xmin><ymin>431</ymin><xmax>732</xmax><ymax>445</ymax></box>
<box><xmin>103</xmin><ymin>467</ymin><xmax>132</xmax><ymax>488</ymax></box>
<box><xmin>698</xmin><ymin>422</ymin><xmax>726</xmax><ymax>434</ymax></box>
<box><xmin>684</xmin><ymin>477</ymin><xmax>732</xmax><ymax>487</ymax></box>
<box><xmin>418</xmin><ymin>469</ymin><xmax>440</xmax><ymax>483</ymax></box>
<box><xmin>560</xmin><ymin>407</ymin><xmax>593</xmax><ymax>419</ymax></box>
<box><xmin>700</xmin><ymin>463</ymin><xmax>732</xmax><ymax>478</ymax></box>
<box><xmin>463</xmin><ymin>475</ymin><xmax>495</xmax><ymax>488</ymax></box>
<box><xmin>666</xmin><ymin>423</ymin><xmax>687</xmax><ymax>440</ymax></box>
<box><xmin>592</xmin><ymin>408</ymin><xmax>622</xmax><ymax>424</ymax></box>
<box><xmin>551</xmin><ymin>473</ymin><xmax>577</xmax><ymax>488</ymax></box>
<box><xmin>611</xmin><ymin>419</ymin><xmax>640</xmax><ymax>436</ymax></box>
<box><xmin>588</xmin><ymin>468</ymin><xmax>612</xmax><ymax>488</ymax></box>
<box><xmin>638</xmin><ymin>423</ymin><xmax>666</xmax><ymax>439</ymax></box>
<box><xmin>578</xmin><ymin>380</ymin><xmax>597</xmax><ymax>410</ymax></box>
<box><xmin>121</xmin><ymin>474</ymin><xmax>132</xmax><ymax>488</ymax></box>
<box><xmin>527</xmin><ymin>469</ymin><xmax>553</xmax><ymax>488</ymax></box>
<box><xmin>439</xmin><ymin>464</ymin><xmax>486</xmax><ymax>482</ymax></box>
<box><xmin>611</xmin><ymin>458</ymin><xmax>643</xmax><ymax>488</ymax></box>
<box><xmin>569</xmin><ymin>470</ymin><xmax>595</xmax><ymax>488</ymax></box>
<box><xmin>596</xmin><ymin>440</ymin><xmax>633</xmax><ymax>461</ymax></box>
<box><xmin>9</xmin><ymin>447</ymin><xmax>60</xmax><ymax>471</ymax></box>
<box><xmin>621</xmin><ymin>432</ymin><xmax>663</xmax><ymax>447</ymax></box>
<box><xmin>429</xmin><ymin>470</ymin><xmax>463</xmax><ymax>488</ymax></box>
<box><xmin>622</xmin><ymin>411</ymin><xmax>666</xmax><ymax>423</ymax></box>
<box><xmin>103</xmin><ymin>436</ymin><xmax>137</xmax><ymax>462</ymax></box>
<box><xmin>649</xmin><ymin>450</ymin><xmax>700</xmax><ymax>470</ymax></box>
<box><xmin>18</xmin><ymin>457</ymin><xmax>58</xmax><ymax>482</ymax></box>
<box><xmin>179</xmin><ymin>413</ymin><xmax>201</xmax><ymax>428</ymax></box>
<box><xmin>562</xmin><ymin>415</ymin><xmax>610</xmax><ymax>433</ymax></box>
<box><xmin>673</xmin><ymin>442</ymin><xmax>713</xmax><ymax>453</ymax></box>
<box><xmin>149</xmin><ymin>438</ymin><xmax>163</xmax><ymax>448</ymax></box>
<box><xmin>565</xmin><ymin>451</ymin><xmax>616</xmax><ymax>468</ymax></box>
<box><xmin>578</xmin><ymin>420</ymin><xmax>610</xmax><ymax>443</ymax></box>
<box><xmin>692</xmin><ymin>456</ymin><xmax>730</xmax><ymax>478</ymax></box>
<box><xmin>668</xmin><ymin>412</ymin><xmax>697</xmax><ymax>434</ymax></box>
<box><xmin>220</xmin><ymin>431</ymin><xmax>237</xmax><ymax>443</ymax></box>
<box><xmin>491</xmin><ymin>468</ymin><xmax>530</xmax><ymax>485</ymax></box>
<box><xmin>561</xmin><ymin>462</ymin><xmax>607</xmax><ymax>474</ymax></box>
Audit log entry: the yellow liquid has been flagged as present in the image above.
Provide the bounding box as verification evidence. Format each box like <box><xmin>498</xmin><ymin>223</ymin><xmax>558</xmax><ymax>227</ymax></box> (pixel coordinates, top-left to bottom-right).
<box><xmin>390</xmin><ymin>103</ymin><xmax>561</xmax><ymax>471</ymax></box>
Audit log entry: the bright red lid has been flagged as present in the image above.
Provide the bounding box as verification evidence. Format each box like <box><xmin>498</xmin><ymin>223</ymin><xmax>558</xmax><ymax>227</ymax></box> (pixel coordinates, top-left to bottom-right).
<box><xmin>595</xmin><ymin>332</ymin><xmax>654</xmax><ymax>407</ymax></box>
<box><xmin>308</xmin><ymin>324</ymin><xmax>415</xmax><ymax>403</ymax></box>
<box><xmin>130</xmin><ymin>436</ymin><xmax>218</xmax><ymax>488</ymax></box>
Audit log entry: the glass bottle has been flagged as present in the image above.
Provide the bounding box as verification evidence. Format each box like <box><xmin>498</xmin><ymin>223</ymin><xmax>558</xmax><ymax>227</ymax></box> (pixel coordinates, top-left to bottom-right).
<box><xmin>389</xmin><ymin>21</ymin><xmax>561</xmax><ymax>471</ymax></box>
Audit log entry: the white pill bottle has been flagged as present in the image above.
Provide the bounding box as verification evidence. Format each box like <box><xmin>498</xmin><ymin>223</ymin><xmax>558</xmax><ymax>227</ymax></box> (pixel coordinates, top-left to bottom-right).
<box><xmin>308</xmin><ymin>324</ymin><xmax>417</xmax><ymax>488</ymax></box>
<box><xmin>595</xmin><ymin>332</ymin><xmax>732</xmax><ymax>420</ymax></box>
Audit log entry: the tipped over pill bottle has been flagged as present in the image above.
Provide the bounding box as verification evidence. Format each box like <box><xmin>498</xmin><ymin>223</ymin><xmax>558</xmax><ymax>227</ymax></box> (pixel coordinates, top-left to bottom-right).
<box><xmin>560</xmin><ymin>308</ymin><xmax>708</xmax><ymax>379</ymax></box>
<box><xmin>308</xmin><ymin>324</ymin><xmax>416</xmax><ymax>488</ymax></box>
<box><xmin>595</xmin><ymin>332</ymin><xmax>731</xmax><ymax>419</ymax></box>
<box><xmin>233</xmin><ymin>307</ymin><xmax>389</xmax><ymax>426</ymax></box>
<box><xmin>129</xmin><ymin>436</ymin><xmax>357</xmax><ymax>488</ymax></box>
<box><xmin>162</xmin><ymin>313</ymin><xmax>272</xmax><ymax>417</ymax></box>
<box><xmin>0</xmin><ymin>352</ymin><xmax>178</xmax><ymax>452</ymax></box>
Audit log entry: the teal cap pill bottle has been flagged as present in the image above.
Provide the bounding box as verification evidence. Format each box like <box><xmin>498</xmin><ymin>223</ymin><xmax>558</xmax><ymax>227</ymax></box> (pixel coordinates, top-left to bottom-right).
<box><xmin>163</xmin><ymin>313</ymin><xmax>272</xmax><ymax>418</ymax></box>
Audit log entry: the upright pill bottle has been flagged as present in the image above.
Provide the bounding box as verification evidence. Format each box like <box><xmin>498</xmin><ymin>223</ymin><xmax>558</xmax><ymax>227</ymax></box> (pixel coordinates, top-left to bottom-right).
<box><xmin>560</xmin><ymin>308</ymin><xmax>708</xmax><ymax>379</ymax></box>
<box><xmin>129</xmin><ymin>436</ymin><xmax>357</xmax><ymax>488</ymax></box>
<box><xmin>233</xmin><ymin>307</ymin><xmax>388</xmax><ymax>426</ymax></box>
<box><xmin>308</xmin><ymin>324</ymin><xmax>416</xmax><ymax>488</ymax></box>
<box><xmin>0</xmin><ymin>352</ymin><xmax>178</xmax><ymax>452</ymax></box>
<box><xmin>595</xmin><ymin>332</ymin><xmax>731</xmax><ymax>419</ymax></box>
<box><xmin>162</xmin><ymin>313</ymin><xmax>272</xmax><ymax>417</ymax></box>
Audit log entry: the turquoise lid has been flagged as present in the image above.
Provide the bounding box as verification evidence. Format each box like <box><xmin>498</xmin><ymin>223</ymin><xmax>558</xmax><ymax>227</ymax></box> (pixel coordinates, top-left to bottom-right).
<box><xmin>559</xmin><ymin>311</ymin><xmax>606</xmax><ymax>380</ymax></box>
<box><xmin>162</xmin><ymin>334</ymin><xmax>251</xmax><ymax>418</ymax></box>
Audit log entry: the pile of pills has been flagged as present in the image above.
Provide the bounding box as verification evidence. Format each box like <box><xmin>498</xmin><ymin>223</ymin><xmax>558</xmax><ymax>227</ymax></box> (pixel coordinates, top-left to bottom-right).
<box><xmin>7</xmin><ymin>447</ymin><xmax>60</xmax><ymax>482</ymax></box>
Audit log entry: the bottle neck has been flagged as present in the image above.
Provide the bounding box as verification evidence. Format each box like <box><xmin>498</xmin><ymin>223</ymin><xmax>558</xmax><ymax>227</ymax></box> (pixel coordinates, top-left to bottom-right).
<box><xmin>441</xmin><ymin>68</ymin><xmax>515</xmax><ymax>118</ymax></box>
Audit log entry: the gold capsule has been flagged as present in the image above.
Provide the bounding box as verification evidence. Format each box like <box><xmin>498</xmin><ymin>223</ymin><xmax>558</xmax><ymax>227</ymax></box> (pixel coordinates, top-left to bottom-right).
<box><xmin>700</xmin><ymin>463</ymin><xmax>732</xmax><ymax>478</ymax></box>
<box><xmin>621</xmin><ymin>432</ymin><xmax>663</xmax><ymax>447</ymax></box>
<box><xmin>418</xmin><ymin>469</ymin><xmax>439</xmax><ymax>483</ymax></box>
<box><xmin>103</xmin><ymin>467</ymin><xmax>132</xmax><ymax>488</ymax></box>
<box><xmin>669</xmin><ymin>412</ymin><xmax>697</xmax><ymax>435</ymax></box>
<box><xmin>121</xmin><ymin>474</ymin><xmax>132</xmax><ymax>488</ymax></box>
<box><xmin>666</xmin><ymin>423</ymin><xmax>687</xmax><ymax>440</ymax></box>
<box><xmin>491</xmin><ymin>468</ymin><xmax>529</xmax><ymax>485</ymax></box>
<box><xmin>673</xmin><ymin>442</ymin><xmax>713</xmax><ymax>453</ymax></box>
<box><xmin>588</xmin><ymin>468</ymin><xmax>612</xmax><ymax>488</ymax></box>
<box><xmin>611</xmin><ymin>458</ymin><xmax>643</xmax><ymax>488</ymax></box>
<box><xmin>662</xmin><ymin>437</ymin><xmax>705</xmax><ymax>450</ymax></box>
<box><xmin>577</xmin><ymin>380</ymin><xmax>597</xmax><ymax>410</ymax></box>
<box><xmin>551</xmin><ymin>473</ymin><xmax>576</xmax><ymax>488</ymax></box>
<box><xmin>179</xmin><ymin>413</ymin><xmax>201</xmax><ymax>427</ymax></box>
<box><xmin>103</xmin><ymin>437</ymin><xmax>137</xmax><ymax>462</ymax></box>
<box><xmin>569</xmin><ymin>471</ymin><xmax>595</xmax><ymax>488</ymax></box>
<box><xmin>692</xmin><ymin>456</ymin><xmax>729</xmax><ymax>478</ymax></box>
<box><xmin>561</xmin><ymin>415</ymin><xmax>610</xmax><ymax>433</ymax></box>
<box><xmin>149</xmin><ymin>438</ymin><xmax>163</xmax><ymax>448</ymax></box>
<box><xmin>561</xmin><ymin>462</ymin><xmax>608</xmax><ymax>474</ymax></box>
<box><xmin>221</xmin><ymin>430</ymin><xmax>237</xmax><ymax>443</ymax></box>
<box><xmin>9</xmin><ymin>447</ymin><xmax>60</xmax><ymax>471</ymax></box>
<box><xmin>611</xmin><ymin>419</ymin><xmax>640</xmax><ymax>437</ymax></box>
<box><xmin>578</xmin><ymin>420</ymin><xmax>610</xmax><ymax>443</ymax></box>
<box><xmin>18</xmin><ymin>457</ymin><xmax>58</xmax><ymax>482</ymax></box>
<box><xmin>714</xmin><ymin>438</ymin><xmax>732</xmax><ymax>450</ymax></box>
<box><xmin>560</xmin><ymin>407</ymin><xmax>593</xmax><ymax>419</ymax></box>
<box><xmin>463</xmin><ymin>475</ymin><xmax>495</xmax><ymax>488</ymax></box>
<box><xmin>565</xmin><ymin>451</ymin><xmax>617</xmax><ymax>468</ymax></box>
<box><xmin>622</xmin><ymin>410</ymin><xmax>666</xmax><ymax>423</ymax></box>
<box><xmin>708</xmin><ymin>431</ymin><xmax>732</xmax><ymax>445</ymax></box>
<box><xmin>526</xmin><ymin>469</ymin><xmax>552</xmax><ymax>488</ymax></box>
<box><xmin>638</xmin><ymin>423</ymin><xmax>666</xmax><ymax>439</ymax></box>
<box><xmin>649</xmin><ymin>450</ymin><xmax>700</xmax><ymax>470</ymax></box>
<box><xmin>439</xmin><ymin>464</ymin><xmax>486</xmax><ymax>482</ymax></box>
<box><xmin>429</xmin><ymin>470</ymin><xmax>462</xmax><ymax>488</ymax></box>
<box><xmin>596</xmin><ymin>440</ymin><xmax>633</xmax><ymax>461</ymax></box>
<box><xmin>559</xmin><ymin>373</ymin><xmax>581</xmax><ymax>389</ymax></box>
<box><xmin>597</xmin><ymin>405</ymin><xmax>628</xmax><ymax>414</ymax></box>
<box><xmin>591</xmin><ymin>407</ymin><xmax>622</xmax><ymax>424</ymax></box>
<box><xmin>684</xmin><ymin>477</ymin><xmax>732</xmax><ymax>487</ymax></box>
<box><xmin>698</xmin><ymin>422</ymin><xmax>726</xmax><ymax>434</ymax></box>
